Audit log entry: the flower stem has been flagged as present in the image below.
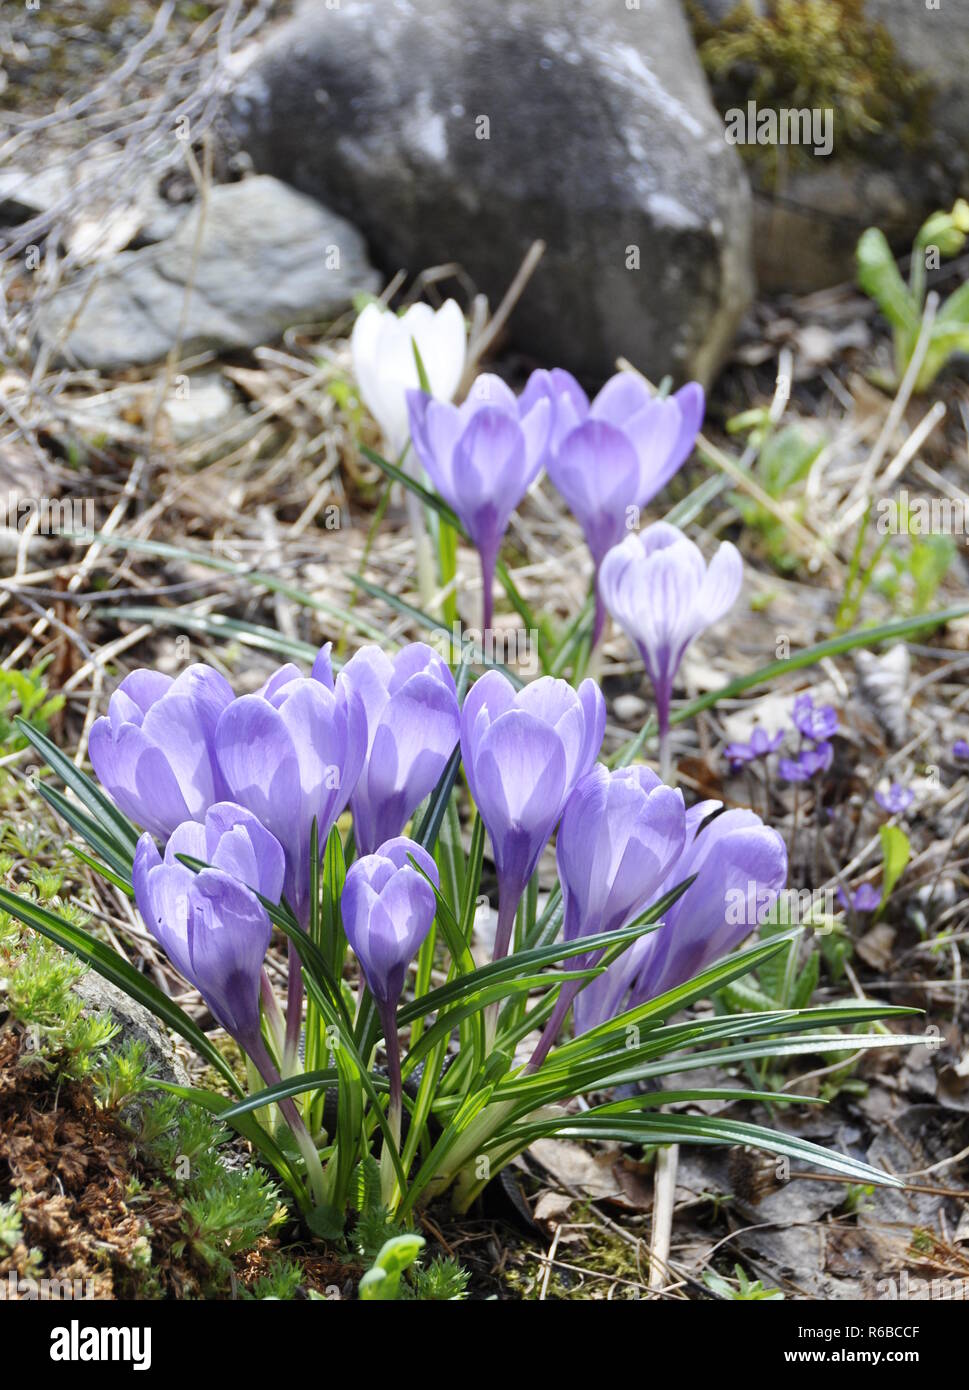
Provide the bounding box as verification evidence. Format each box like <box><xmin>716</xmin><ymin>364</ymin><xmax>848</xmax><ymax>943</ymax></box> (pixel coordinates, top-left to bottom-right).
<box><xmin>378</xmin><ymin>1002</ymin><xmax>403</xmax><ymax>1207</ymax></box>
<box><xmin>247</xmin><ymin>1034</ymin><xmax>326</xmax><ymax>1210</ymax></box>
<box><xmin>260</xmin><ymin>968</ymin><xmax>287</xmax><ymax>1065</ymax></box>
<box><xmin>480</xmin><ymin>549</ymin><xmax>497</xmax><ymax>635</ymax></box>
<box><xmin>649</xmin><ymin>1142</ymin><xmax>679</xmax><ymax>1291</ymax></box>
<box><xmin>592</xmin><ymin>586</ymin><xmax>606</xmax><ymax>649</ymax></box>
<box><xmin>526</xmin><ymin>975</ymin><xmax>583</xmax><ymax>1072</ymax></box>
<box><xmin>484</xmin><ymin>889</ymin><xmax>521</xmax><ymax>1051</ymax></box>
<box><xmin>492</xmin><ymin>888</ymin><xmax>520</xmax><ymax>962</ymax></box>
<box><xmin>653</xmin><ymin>674</ymin><xmax>673</xmax><ymax>785</ymax></box>
<box><xmin>284</xmin><ymin>937</ymin><xmax>303</xmax><ymax>1072</ymax></box>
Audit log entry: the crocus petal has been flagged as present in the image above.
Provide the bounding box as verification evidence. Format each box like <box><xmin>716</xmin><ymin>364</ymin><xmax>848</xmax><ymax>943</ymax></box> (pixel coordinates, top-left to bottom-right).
<box><xmin>204</xmin><ymin>802</ymin><xmax>286</xmax><ymax>903</ymax></box>
<box><xmin>89</xmin><ymin>720</ymin><xmax>192</xmax><ymax>840</ymax></box>
<box><xmin>549</xmin><ymin>419</ymin><xmax>641</xmax><ymax>565</ymax></box>
<box><xmin>588</xmin><ymin>372</ymin><xmax>653</xmax><ymax>427</ymax></box>
<box><xmin>188</xmin><ymin>868</ymin><xmax>272</xmax><ymax>1042</ymax></box>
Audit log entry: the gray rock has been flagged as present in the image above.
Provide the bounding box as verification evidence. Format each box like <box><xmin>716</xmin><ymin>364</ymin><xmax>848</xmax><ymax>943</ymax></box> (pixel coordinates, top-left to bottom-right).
<box><xmin>867</xmin><ymin>0</ymin><xmax>969</xmax><ymax>177</ymax></box>
<box><xmin>225</xmin><ymin>0</ymin><xmax>753</xmax><ymax>385</ymax></box>
<box><xmin>35</xmin><ymin>176</ymin><xmax>380</xmax><ymax>370</ymax></box>
<box><xmin>72</xmin><ymin>971</ymin><xmax>189</xmax><ymax>1087</ymax></box>
<box><xmin>161</xmin><ymin>372</ymin><xmax>248</xmax><ymax>449</ymax></box>
<box><xmin>0</xmin><ymin>165</ymin><xmax>71</xmax><ymax>225</ymax></box>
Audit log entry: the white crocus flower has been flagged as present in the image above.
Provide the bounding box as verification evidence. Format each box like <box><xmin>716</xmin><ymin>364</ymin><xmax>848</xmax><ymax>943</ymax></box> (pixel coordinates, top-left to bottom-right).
<box><xmin>350</xmin><ymin>299</ymin><xmax>467</xmax><ymax>459</ymax></box>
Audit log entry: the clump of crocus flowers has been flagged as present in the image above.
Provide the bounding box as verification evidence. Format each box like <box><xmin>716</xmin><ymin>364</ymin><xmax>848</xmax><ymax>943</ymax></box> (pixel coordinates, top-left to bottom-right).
<box><xmin>89</xmin><ymin>639</ymin><xmax>787</xmax><ymax>1198</ymax></box>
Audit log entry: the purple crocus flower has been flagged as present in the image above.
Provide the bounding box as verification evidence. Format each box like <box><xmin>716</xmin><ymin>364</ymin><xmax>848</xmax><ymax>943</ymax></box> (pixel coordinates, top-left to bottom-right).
<box><xmin>598</xmin><ymin>522</ymin><xmax>742</xmax><ymax>776</ymax></box>
<box><xmin>132</xmin><ymin>812</ymin><xmax>282</xmax><ymax>1054</ymax></box>
<box><xmin>214</xmin><ymin>645</ymin><xmax>367</xmax><ymax>926</ymax></box>
<box><xmin>521</xmin><ymin>370</ymin><xmax>704</xmax><ymax>644</ymax></box>
<box><xmin>627</xmin><ymin>808</ymin><xmax>788</xmax><ymax>1009</ymax></box>
<box><xmin>340</xmin><ymin>643</ymin><xmax>460</xmax><ymax>855</ymax></box>
<box><xmin>406</xmin><ymin>373</ymin><xmax>550</xmax><ymax>631</ymax></box>
<box><xmin>875</xmin><ymin>782</ymin><xmax>914</xmax><ymax>815</ymax></box>
<box><xmin>89</xmin><ymin>665</ymin><xmax>234</xmax><ymax>840</ymax></box>
<box><xmin>134</xmin><ymin>804</ymin><xmax>324</xmax><ymax>1197</ymax></box>
<box><xmin>723</xmin><ymin>726</ymin><xmax>785</xmax><ymax>772</ymax></box>
<box><xmin>162</xmin><ymin>801</ymin><xmax>286</xmax><ymax>903</ymax></box>
<box><xmin>567</xmin><ymin>805</ymin><xmax>787</xmax><ymax>1032</ymax></box>
<box><xmin>837</xmin><ymin>882</ymin><xmax>881</xmax><ymax>913</ymax></box>
<box><xmin>214</xmin><ymin>644</ymin><xmax>367</xmax><ymax>1063</ymax></box>
<box><xmin>460</xmin><ymin>669</ymin><xmax>605</xmax><ymax>959</ymax></box>
<box><xmin>342</xmin><ymin>837</ymin><xmax>439</xmax><ymax>1009</ymax></box>
<box><xmin>792</xmin><ymin>693</ymin><xmax>839</xmax><ymax>743</ymax></box>
<box><xmin>527</xmin><ymin>765</ymin><xmax>686</xmax><ymax>1068</ymax></box>
<box><xmin>778</xmin><ymin>742</ymin><xmax>833</xmax><ymax>783</ymax></box>
<box><xmin>342</xmin><ymin>837</ymin><xmax>439</xmax><ymax>1140</ymax></box>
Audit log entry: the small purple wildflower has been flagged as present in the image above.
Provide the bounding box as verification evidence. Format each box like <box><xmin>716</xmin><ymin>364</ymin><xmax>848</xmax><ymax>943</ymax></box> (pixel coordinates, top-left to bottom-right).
<box><xmin>723</xmin><ymin>726</ymin><xmax>784</xmax><ymax>771</ymax></box>
<box><xmin>792</xmin><ymin>693</ymin><xmax>839</xmax><ymax>743</ymax></box>
<box><xmin>778</xmin><ymin>741</ymin><xmax>833</xmax><ymax>783</ymax></box>
<box><xmin>837</xmin><ymin>882</ymin><xmax>881</xmax><ymax>913</ymax></box>
<box><xmin>953</xmin><ymin>739</ymin><xmax>969</xmax><ymax>761</ymax></box>
<box><xmin>875</xmin><ymin>782</ymin><xmax>914</xmax><ymax>815</ymax></box>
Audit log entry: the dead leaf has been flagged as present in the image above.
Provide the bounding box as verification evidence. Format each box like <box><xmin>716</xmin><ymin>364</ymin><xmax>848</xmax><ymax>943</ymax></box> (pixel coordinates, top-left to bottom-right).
<box><xmin>533</xmin><ymin>1191</ymin><xmax>575</xmax><ymax>1223</ymax></box>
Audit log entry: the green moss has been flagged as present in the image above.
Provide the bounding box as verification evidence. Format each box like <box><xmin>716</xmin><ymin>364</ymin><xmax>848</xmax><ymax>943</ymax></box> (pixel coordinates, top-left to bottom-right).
<box><xmin>687</xmin><ymin>0</ymin><xmax>933</xmax><ymax>181</ymax></box>
<box><xmin>501</xmin><ymin>1207</ymin><xmax>649</xmax><ymax>1300</ymax></box>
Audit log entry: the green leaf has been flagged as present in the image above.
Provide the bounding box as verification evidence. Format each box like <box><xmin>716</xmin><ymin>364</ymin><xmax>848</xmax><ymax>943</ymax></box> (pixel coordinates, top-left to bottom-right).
<box><xmin>505</xmin><ymin>1109</ymin><xmax>903</xmax><ymax>1187</ymax></box>
<box><xmin>359</xmin><ymin>1233</ymin><xmax>425</xmax><ymax>1299</ymax></box>
<box><xmin>0</xmin><ymin>886</ymin><xmax>242</xmax><ymax>1094</ymax></box>
<box><xmin>879</xmin><ymin>823</ymin><xmax>911</xmax><ymax>902</ymax></box>
<box><xmin>36</xmin><ymin>781</ymin><xmax>134</xmax><ymax>882</ymax></box>
<box><xmin>411</xmin><ymin>339</ymin><xmax>432</xmax><ymax>393</ymax></box>
<box><xmin>99</xmin><ymin>607</ymin><xmax>320</xmax><ymax>665</ymax></box>
<box><xmin>412</xmin><ymin>741</ymin><xmax>463</xmax><ymax>855</ymax></box>
<box><xmin>16</xmin><ymin>718</ymin><xmax>139</xmax><ymax>853</ymax></box>
<box><xmin>360</xmin><ymin>445</ymin><xmax>464</xmax><ymax>533</ymax></box>
<box><xmin>397</xmin><ymin>917</ymin><xmax>666</xmax><ymax>1028</ymax></box>
<box><xmin>72</xmin><ymin>533</ymin><xmax>386</xmax><ymax>642</ymax></box>
<box><xmin>857</xmin><ymin>227</ymin><xmax>918</xmax><ymax>334</ymax></box>
<box><xmin>218</xmin><ymin>1068</ymin><xmax>369</xmax><ymax>1120</ymax></box>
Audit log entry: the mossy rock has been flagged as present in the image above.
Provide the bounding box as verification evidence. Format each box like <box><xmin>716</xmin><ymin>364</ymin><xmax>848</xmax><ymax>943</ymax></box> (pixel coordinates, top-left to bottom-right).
<box><xmin>687</xmin><ymin>0</ymin><xmax>969</xmax><ymax>291</ymax></box>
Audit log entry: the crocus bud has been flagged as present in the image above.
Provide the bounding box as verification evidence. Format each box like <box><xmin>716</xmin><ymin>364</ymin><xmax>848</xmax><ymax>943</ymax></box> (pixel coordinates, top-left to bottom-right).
<box><xmin>351</xmin><ymin>299</ymin><xmax>466</xmax><ymax>459</ymax></box>
<box><xmin>342</xmin><ymin>836</ymin><xmax>439</xmax><ymax>1176</ymax></box>
<box><xmin>528</xmin><ymin>765</ymin><xmax>686</xmax><ymax>1067</ymax></box>
<box><xmin>406</xmin><ymin>374</ymin><xmax>550</xmax><ymax>630</ymax></box>
<box><xmin>215</xmin><ymin>646</ymin><xmax>367</xmax><ymax>926</ymax></box>
<box><xmin>133</xmin><ymin>817</ymin><xmax>280</xmax><ymax>1054</ymax></box>
<box><xmin>341</xmin><ymin>837</ymin><xmax>439</xmax><ymax>1009</ymax></box>
<box><xmin>89</xmin><ymin>665</ymin><xmax>234</xmax><ymax>840</ymax></box>
<box><xmin>460</xmin><ymin>669</ymin><xmax>605</xmax><ymax>958</ymax></box>
<box><xmin>340</xmin><ymin>643</ymin><xmax>460</xmax><ymax>855</ymax></box>
<box><xmin>522</xmin><ymin>370</ymin><xmax>704</xmax><ymax>643</ymax></box>
<box><xmin>599</xmin><ymin>521</ymin><xmax>742</xmax><ymax>751</ymax></box>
